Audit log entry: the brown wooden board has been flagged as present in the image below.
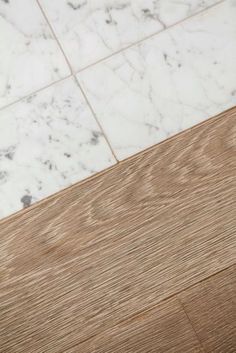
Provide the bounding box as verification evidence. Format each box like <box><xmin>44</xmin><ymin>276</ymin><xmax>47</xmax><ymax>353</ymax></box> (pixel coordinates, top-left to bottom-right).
<box><xmin>0</xmin><ymin>108</ymin><xmax>236</xmax><ymax>351</ymax></box>
<box><xmin>179</xmin><ymin>265</ymin><xmax>236</xmax><ymax>353</ymax></box>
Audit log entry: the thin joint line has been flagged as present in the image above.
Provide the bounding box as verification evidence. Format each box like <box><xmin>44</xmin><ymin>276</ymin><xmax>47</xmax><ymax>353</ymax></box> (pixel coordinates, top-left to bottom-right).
<box><xmin>36</xmin><ymin>0</ymin><xmax>73</xmax><ymax>75</ymax></box>
<box><xmin>0</xmin><ymin>74</ymin><xmax>72</xmax><ymax>112</ymax></box>
<box><xmin>74</xmin><ymin>76</ymin><xmax>119</xmax><ymax>163</ymax></box>
<box><xmin>36</xmin><ymin>0</ymin><xmax>119</xmax><ymax>162</ymax></box>
<box><xmin>35</xmin><ymin>0</ymin><xmax>225</xmax><ymax>164</ymax></box>
<box><xmin>77</xmin><ymin>0</ymin><xmax>226</xmax><ymax>74</ymax></box>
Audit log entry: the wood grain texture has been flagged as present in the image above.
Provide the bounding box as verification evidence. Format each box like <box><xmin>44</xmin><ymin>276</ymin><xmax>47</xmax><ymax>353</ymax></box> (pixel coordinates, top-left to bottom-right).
<box><xmin>0</xmin><ymin>107</ymin><xmax>236</xmax><ymax>351</ymax></box>
<box><xmin>65</xmin><ymin>298</ymin><xmax>203</xmax><ymax>353</ymax></box>
<box><xmin>179</xmin><ymin>265</ymin><xmax>236</xmax><ymax>353</ymax></box>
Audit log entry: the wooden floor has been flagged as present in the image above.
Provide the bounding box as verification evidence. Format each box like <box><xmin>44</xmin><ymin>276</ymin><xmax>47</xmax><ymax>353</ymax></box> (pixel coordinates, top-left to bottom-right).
<box><xmin>0</xmin><ymin>108</ymin><xmax>236</xmax><ymax>352</ymax></box>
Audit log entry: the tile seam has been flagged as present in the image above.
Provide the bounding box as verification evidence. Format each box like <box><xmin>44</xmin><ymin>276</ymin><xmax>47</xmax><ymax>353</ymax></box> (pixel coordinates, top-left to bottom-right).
<box><xmin>36</xmin><ymin>0</ymin><xmax>226</xmax><ymax>163</ymax></box>
<box><xmin>0</xmin><ymin>0</ymin><xmax>226</xmax><ymax>114</ymax></box>
<box><xmin>0</xmin><ymin>0</ymin><xmax>230</xmax><ymax>223</ymax></box>
<box><xmin>74</xmin><ymin>76</ymin><xmax>119</xmax><ymax>163</ymax></box>
<box><xmin>0</xmin><ymin>74</ymin><xmax>72</xmax><ymax>112</ymax></box>
<box><xmin>36</xmin><ymin>0</ymin><xmax>119</xmax><ymax>162</ymax></box>
<box><xmin>35</xmin><ymin>0</ymin><xmax>226</xmax><ymax>163</ymax></box>
<box><xmin>76</xmin><ymin>0</ymin><xmax>226</xmax><ymax>74</ymax></box>
<box><xmin>36</xmin><ymin>0</ymin><xmax>73</xmax><ymax>75</ymax></box>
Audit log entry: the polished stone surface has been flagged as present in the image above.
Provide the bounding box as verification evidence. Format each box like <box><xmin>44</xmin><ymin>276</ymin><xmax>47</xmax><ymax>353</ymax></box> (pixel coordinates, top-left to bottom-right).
<box><xmin>0</xmin><ymin>0</ymin><xmax>70</xmax><ymax>109</ymax></box>
<box><xmin>39</xmin><ymin>0</ymin><xmax>220</xmax><ymax>71</ymax></box>
<box><xmin>0</xmin><ymin>78</ymin><xmax>116</xmax><ymax>219</ymax></box>
<box><xmin>79</xmin><ymin>1</ymin><xmax>236</xmax><ymax>159</ymax></box>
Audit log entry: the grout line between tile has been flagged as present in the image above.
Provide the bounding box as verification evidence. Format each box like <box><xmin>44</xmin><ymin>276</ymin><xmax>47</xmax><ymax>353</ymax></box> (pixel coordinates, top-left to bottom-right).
<box><xmin>0</xmin><ymin>0</ymin><xmax>226</xmax><ymax>116</ymax></box>
<box><xmin>36</xmin><ymin>0</ymin><xmax>119</xmax><ymax>163</ymax></box>
<box><xmin>76</xmin><ymin>0</ymin><xmax>226</xmax><ymax>74</ymax></box>
<box><xmin>74</xmin><ymin>76</ymin><xmax>119</xmax><ymax>163</ymax></box>
<box><xmin>0</xmin><ymin>0</ymin><xmax>231</xmax><ymax>227</ymax></box>
<box><xmin>36</xmin><ymin>0</ymin><xmax>73</xmax><ymax>75</ymax></box>
<box><xmin>14</xmin><ymin>0</ymin><xmax>226</xmax><ymax>164</ymax></box>
<box><xmin>34</xmin><ymin>0</ymin><xmax>226</xmax><ymax>163</ymax></box>
<box><xmin>0</xmin><ymin>0</ymin><xmax>227</xmax><ymax>167</ymax></box>
<box><xmin>0</xmin><ymin>74</ymin><xmax>72</xmax><ymax>112</ymax></box>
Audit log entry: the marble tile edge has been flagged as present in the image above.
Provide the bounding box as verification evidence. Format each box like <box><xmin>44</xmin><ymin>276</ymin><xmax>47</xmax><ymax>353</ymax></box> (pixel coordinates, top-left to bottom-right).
<box><xmin>119</xmin><ymin>106</ymin><xmax>236</xmax><ymax>163</ymax></box>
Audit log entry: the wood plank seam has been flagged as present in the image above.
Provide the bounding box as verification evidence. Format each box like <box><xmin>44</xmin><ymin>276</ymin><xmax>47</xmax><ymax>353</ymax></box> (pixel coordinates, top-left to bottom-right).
<box><xmin>178</xmin><ymin>297</ymin><xmax>207</xmax><ymax>352</ymax></box>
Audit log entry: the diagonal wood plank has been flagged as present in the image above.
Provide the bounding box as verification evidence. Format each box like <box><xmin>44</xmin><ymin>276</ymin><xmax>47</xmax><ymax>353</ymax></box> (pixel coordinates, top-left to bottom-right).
<box><xmin>65</xmin><ymin>298</ymin><xmax>204</xmax><ymax>353</ymax></box>
<box><xmin>179</xmin><ymin>265</ymin><xmax>236</xmax><ymax>353</ymax></box>
<box><xmin>0</xmin><ymin>108</ymin><xmax>236</xmax><ymax>351</ymax></box>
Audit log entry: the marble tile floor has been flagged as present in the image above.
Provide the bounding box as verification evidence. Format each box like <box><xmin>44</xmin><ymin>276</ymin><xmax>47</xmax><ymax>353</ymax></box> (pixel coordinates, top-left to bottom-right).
<box><xmin>0</xmin><ymin>0</ymin><xmax>236</xmax><ymax>220</ymax></box>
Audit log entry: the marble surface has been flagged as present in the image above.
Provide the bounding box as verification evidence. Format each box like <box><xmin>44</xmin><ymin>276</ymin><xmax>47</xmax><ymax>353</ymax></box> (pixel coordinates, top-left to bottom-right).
<box><xmin>0</xmin><ymin>0</ymin><xmax>236</xmax><ymax>221</ymax></box>
<box><xmin>79</xmin><ymin>0</ymin><xmax>236</xmax><ymax>160</ymax></box>
<box><xmin>0</xmin><ymin>77</ymin><xmax>116</xmax><ymax>219</ymax></box>
<box><xmin>0</xmin><ymin>0</ymin><xmax>70</xmax><ymax>109</ymax></box>
<box><xmin>39</xmin><ymin>0</ymin><xmax>220</xmax><ymax>72</ymax></box>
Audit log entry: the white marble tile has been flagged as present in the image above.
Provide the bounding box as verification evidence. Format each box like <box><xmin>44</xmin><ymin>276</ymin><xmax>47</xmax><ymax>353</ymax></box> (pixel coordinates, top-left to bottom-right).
<box><xmin>39</xmin><ymin>0</ymin><xmax>220</xmax><ymax>72</ymax></box>
<box><xmin>0</xmin><ymin>77</ymin><xmax>116</xmax><ymax>220</ymax></box>
<box><xmin>0</xmin><ymin>0</ymin><xmax>70</xmax><ymax>109</ymax></box>
<box><xmin>78</xmin><ymin>0</ymin><xmax>236</xmax><ymax>160</ymax></box>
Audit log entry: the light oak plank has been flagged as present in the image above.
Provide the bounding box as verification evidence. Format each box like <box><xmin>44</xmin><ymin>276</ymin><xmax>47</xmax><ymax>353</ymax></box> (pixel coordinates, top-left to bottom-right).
<box><xmin>0</xmin><ymin>108</ymin><xmax>236</xmax><ymax>351</ymax></box>
<box><xmin>65</xmin><ymin>298</ymin><xmax>203</xmax><ymax>353</ymax></box>
<box><xmin>179</xmin><ymin>265</ymin><xmax>236</xmax><ymax>353</ymax></box>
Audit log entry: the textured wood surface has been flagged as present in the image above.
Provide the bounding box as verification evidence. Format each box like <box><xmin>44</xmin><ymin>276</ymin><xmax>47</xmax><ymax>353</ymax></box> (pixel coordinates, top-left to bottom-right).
<box><xmin>65</xmin><ymin>297</ymin><xmax>203</xmax><ymax>353</ymax></box>
<box><xmin>0</xmin><ymin>108</ymin><xmax>236</xmax><ymax>352</ymax></box>
<box><xmin>179</xmin><ymin>265</ymin><xmax>236</xmax><ymax>353</ymax></box>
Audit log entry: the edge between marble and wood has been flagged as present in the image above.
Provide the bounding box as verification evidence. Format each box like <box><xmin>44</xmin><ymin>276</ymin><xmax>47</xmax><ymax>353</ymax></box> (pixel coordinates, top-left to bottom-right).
<box><xmin>0</xmin><ymin>106</ymin><xmax>235</xmax><ymax>226</ymax></box>
<box><xmin>0</xmin><ymin>0</ymin><xmax>235</xmax><ymax>222</ymax></box>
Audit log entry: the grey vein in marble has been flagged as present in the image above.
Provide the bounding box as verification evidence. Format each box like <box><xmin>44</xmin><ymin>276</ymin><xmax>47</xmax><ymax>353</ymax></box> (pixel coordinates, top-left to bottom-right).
<box><xmin>78</xmin><ymin>0</ymin><xmax>236</xmax><ymax>160</ymax></box>
<box><xmin>0</xmin><ymin>77</ymin><xmax>116</xmax><ymax>219</ymax></box>
<box><xmin>0</xmin><ymin>0</ymin><xmax>70</xmax><ymax>109</ymax></box>
<box><xmin>39</xmin><ymin>0</ymin><xmax>220</xmax><ymax>71</ymax></box>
